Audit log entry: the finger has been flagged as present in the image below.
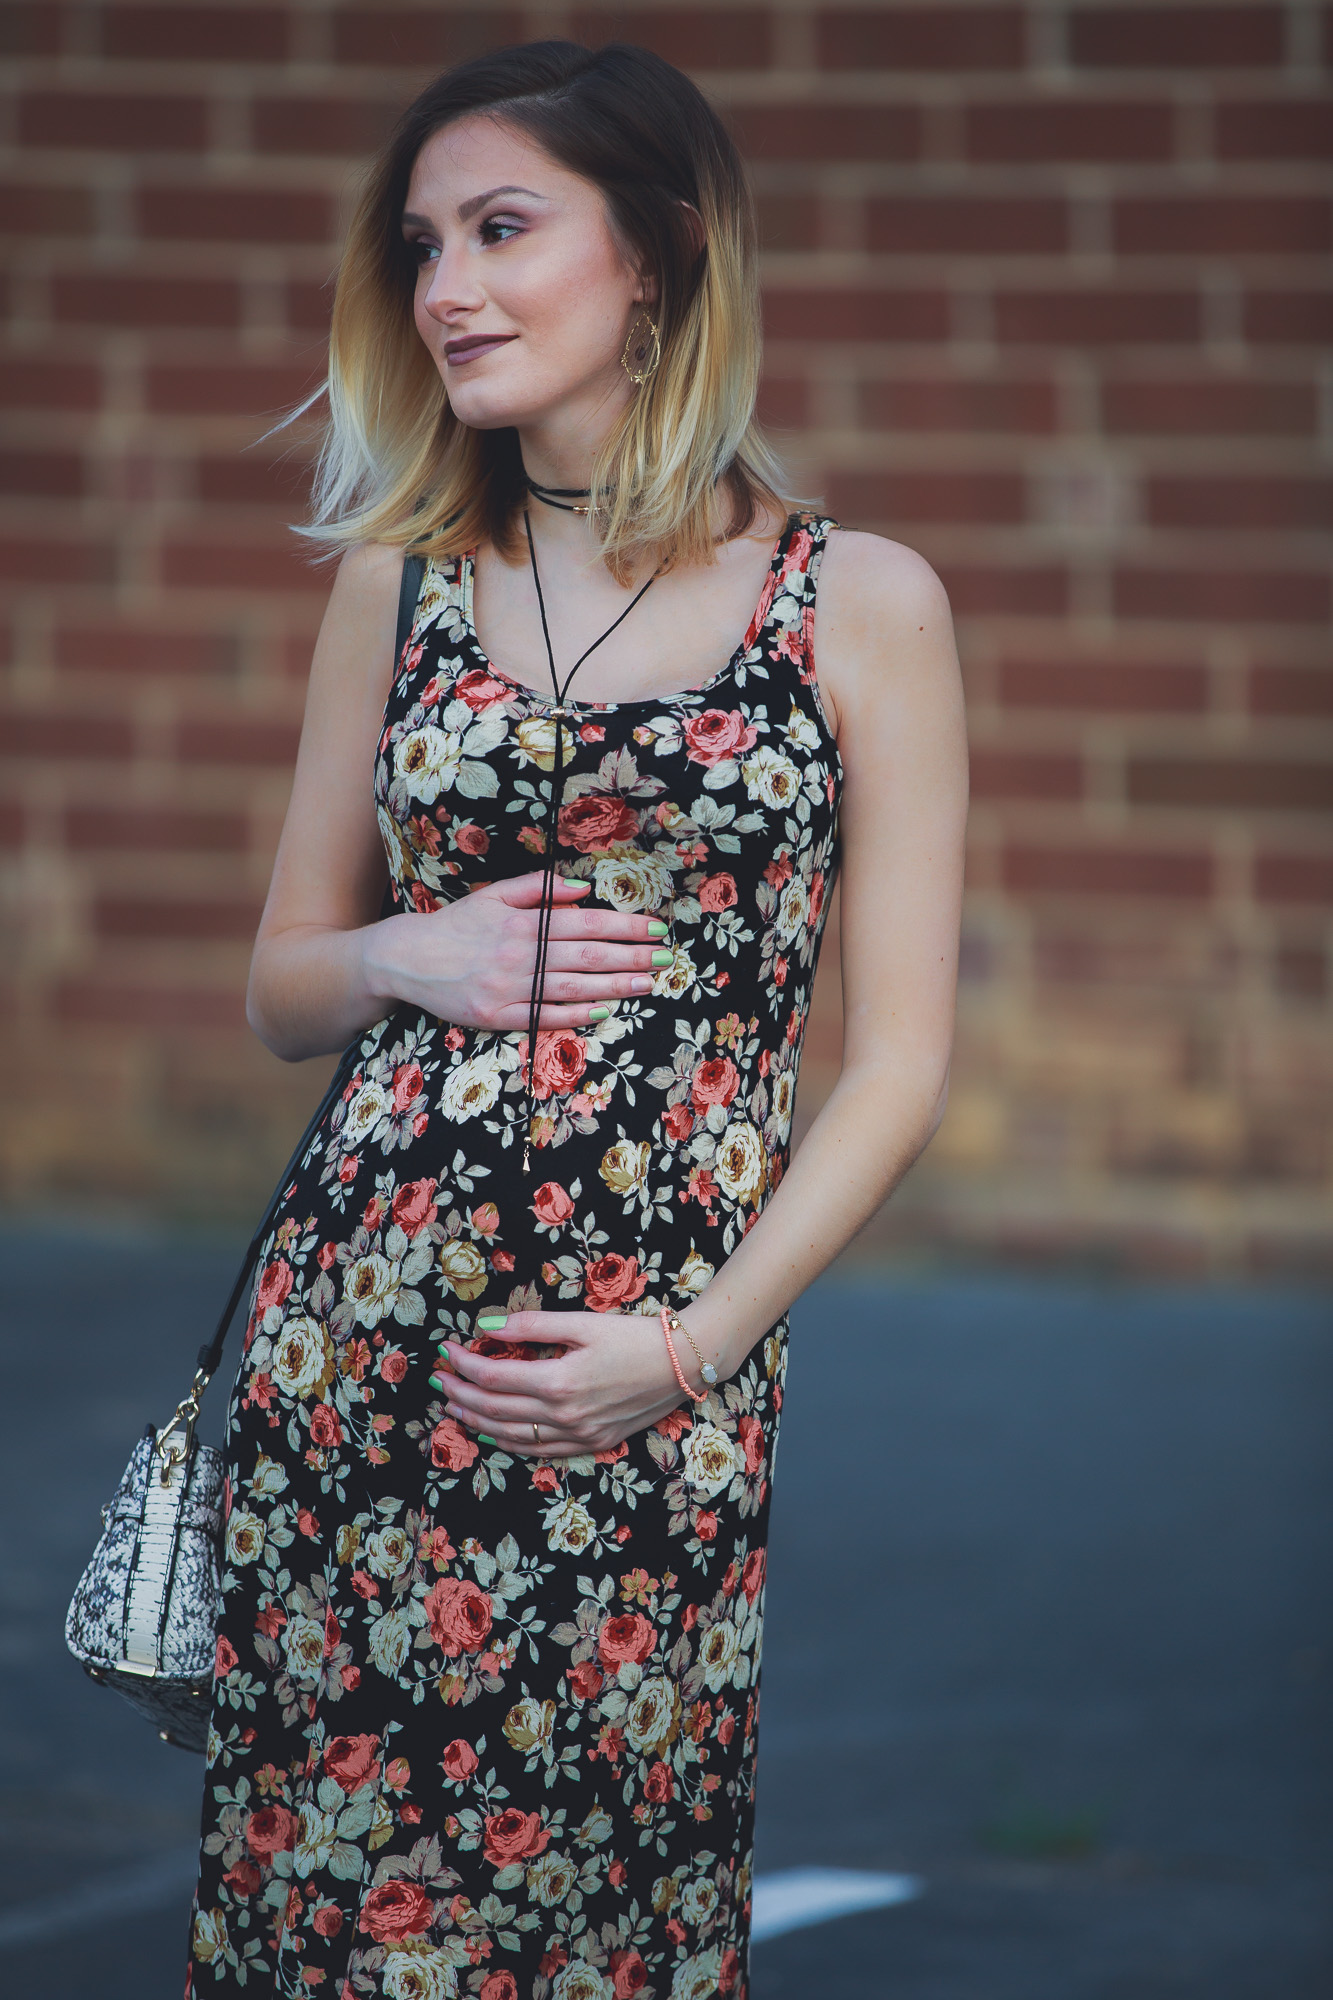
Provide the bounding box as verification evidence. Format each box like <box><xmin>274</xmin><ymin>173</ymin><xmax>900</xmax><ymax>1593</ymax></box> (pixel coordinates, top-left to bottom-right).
<box><xmin>494</xmin><ymin>872</ymin><xmax>591</xmax><ymax>908</ymax></box>
<box><xmin>485</xmin><ymin>995</ymin><xmax>648</xmax><ymax>1029</ymax></box>
<box><xmin>543</xmin><ymin>908</ymin><xmax>670</xmax><ymax>943</ymax></box>
<box><xmin>460</xmin><ymin>1311</ymin><xmax>593</xmax><ymax>1352</ymax></box>
<box><xmin>538</xmin><ymin>941</ymin><xmax>665</xmax><ymax>975</ymax></box>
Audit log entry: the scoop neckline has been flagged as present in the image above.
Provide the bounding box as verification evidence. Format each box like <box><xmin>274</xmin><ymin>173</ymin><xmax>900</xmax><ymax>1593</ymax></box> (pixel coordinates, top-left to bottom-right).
<box><xmin>452</xmin><ymin>514</ymin><xmax>798</xmax><ymax>713</ymax></box>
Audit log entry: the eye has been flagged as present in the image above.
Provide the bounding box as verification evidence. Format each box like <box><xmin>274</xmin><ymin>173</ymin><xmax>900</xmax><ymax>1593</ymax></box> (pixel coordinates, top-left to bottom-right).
<box><xmin>406</xmin><ymin>236</ymin><xmax>439</xmax><ymax>267</ymax></box>
<box><xmin>478</xmin><ymin>216</ymin><xmax>522</xmax><ymax>246</ymax></box>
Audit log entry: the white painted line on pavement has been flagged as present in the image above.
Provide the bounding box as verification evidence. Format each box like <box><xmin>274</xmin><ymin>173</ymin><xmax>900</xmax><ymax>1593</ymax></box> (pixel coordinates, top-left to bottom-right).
<box><xmin>0</xmin><ymin>1850</ymin><xmax>198</xmax><ymax>1951</ymax></box>
<box><xmin>0</xmin><ymin>1852</ymin><xmax>923</xmax><ymax>1954</ymax></box>
<box><xmin>751</xmin><ymin>1866</ymin><xmax>924</xmax><ymax>1942</ymax></box>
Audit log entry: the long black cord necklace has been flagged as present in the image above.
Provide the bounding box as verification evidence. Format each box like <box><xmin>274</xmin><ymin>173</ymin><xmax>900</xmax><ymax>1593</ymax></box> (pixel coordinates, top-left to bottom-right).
<box><xmin>520</xmin><ymin>507</ymin><xmax>657</xmax><ymax>1171</ymax></box>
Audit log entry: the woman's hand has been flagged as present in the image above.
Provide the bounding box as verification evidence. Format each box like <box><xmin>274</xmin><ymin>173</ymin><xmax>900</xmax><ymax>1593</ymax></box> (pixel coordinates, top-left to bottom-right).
<box><xmin>430</xmin><ymin>1309</ymin><xmax>701</xmax><ymax>1458</ymax></box>
<box><xmin>361</xmin><ymin>873</ymin><xmax>670</xmax><ymax>1033</ymax></box>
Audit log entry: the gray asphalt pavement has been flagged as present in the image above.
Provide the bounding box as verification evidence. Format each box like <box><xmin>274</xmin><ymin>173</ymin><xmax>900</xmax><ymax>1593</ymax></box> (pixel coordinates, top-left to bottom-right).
<box><xmin>1</xmin><ymin>1227</ymin><xmax>1329</xmax><ymax>1997</ymax></box>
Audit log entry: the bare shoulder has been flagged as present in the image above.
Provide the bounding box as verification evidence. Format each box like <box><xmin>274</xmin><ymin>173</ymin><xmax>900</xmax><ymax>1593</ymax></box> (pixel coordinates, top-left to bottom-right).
<box><xmin>308</xmin><ymin>540</ymin><xmax>407</xmax><ymax>696</ymax></box>
<box><xmin>326</xmin><ymin>538</ymin><xmax>404</xmax><ymax>618</ymax></box>
<box><xmin>816</xmin><ymin>528</ymin><xmax>952</xmax><ymax>642</ymax></box>
<box><xmin>812</xmin><ymin>528</ymin><xmax>960</xmax><ymax>735</ymax></box>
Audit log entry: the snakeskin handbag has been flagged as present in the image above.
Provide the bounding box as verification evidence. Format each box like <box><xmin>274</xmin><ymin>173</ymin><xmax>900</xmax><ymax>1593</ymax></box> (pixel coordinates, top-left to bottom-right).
<box><xmin>64</xmin><ymin>556</ymin><xmax>425</xmax><ymax>1751</ymax></box>
<box><xmin>64</xmin><ymin>1055</ymin><xmax>355</xmax><ymax>1749</ymax></box>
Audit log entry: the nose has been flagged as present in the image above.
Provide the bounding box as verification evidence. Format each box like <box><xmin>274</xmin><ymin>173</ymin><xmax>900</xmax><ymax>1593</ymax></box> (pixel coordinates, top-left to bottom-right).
<box><xmin>420</xmin><ymin>238</ymin><xmax>484</xmax><ymax>324</ymax></box>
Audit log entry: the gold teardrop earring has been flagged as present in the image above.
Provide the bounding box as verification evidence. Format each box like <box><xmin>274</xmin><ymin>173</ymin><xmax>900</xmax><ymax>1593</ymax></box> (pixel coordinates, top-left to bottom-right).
<box><xmin>621</xmin><ymin>309</ymin><xmax>661</xmax><ymax>386</ymax></box>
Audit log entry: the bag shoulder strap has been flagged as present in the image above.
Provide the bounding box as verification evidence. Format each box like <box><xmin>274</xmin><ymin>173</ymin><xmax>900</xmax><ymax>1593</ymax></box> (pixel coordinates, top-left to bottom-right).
<box><xmin>395</xmin><ymin>550</ymin><xmax>427</xmax><ymax>673</ymax></box>
<box><xmin>193</xmin><ymin>550</ymin><xmax>425</xmax><ymax>1386</ymax></box>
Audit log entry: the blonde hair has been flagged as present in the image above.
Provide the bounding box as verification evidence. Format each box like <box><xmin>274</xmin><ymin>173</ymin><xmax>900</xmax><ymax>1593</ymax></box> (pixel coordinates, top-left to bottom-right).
<box><xmin>297</xmin><ymin>40</ymin><xmax>790</xmax><ymax>580</ymax></box>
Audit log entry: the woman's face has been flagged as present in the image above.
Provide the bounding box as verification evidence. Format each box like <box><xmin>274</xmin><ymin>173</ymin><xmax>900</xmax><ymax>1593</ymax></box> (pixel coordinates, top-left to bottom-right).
<box><xmin>403</xmin><ymin>115</ymin><xmax>649</xmax><ymax>436</ymax></box>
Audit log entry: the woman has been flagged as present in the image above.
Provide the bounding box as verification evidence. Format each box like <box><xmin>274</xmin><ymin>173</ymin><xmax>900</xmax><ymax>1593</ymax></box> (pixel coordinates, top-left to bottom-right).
<box><xmin>191</xmin><ymin>39</ymin><xmax>966</xmax><ymax>2000</ymax></box>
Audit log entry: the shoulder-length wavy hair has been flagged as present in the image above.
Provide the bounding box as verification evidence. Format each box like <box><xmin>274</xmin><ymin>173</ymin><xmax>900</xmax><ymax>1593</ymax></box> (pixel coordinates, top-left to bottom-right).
<box><xmin>299</xmin><ymin>39</ymin><xmax>789</xmax><ymax>579</ymax></box>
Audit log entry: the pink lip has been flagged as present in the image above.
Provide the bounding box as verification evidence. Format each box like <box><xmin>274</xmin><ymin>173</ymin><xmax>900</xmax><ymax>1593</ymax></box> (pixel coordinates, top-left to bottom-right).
<box><xmin>444</xmin><ymin>334</ymin><xmax>517</xmax><ymax>366</ymax></box>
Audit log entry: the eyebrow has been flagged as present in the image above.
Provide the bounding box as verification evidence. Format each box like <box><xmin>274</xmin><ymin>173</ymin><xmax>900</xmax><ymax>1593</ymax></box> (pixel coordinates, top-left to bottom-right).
<box><xmin>400</xmin><ymin>186</ymin><xmax>547</xmax><ymax>232</ymax></box>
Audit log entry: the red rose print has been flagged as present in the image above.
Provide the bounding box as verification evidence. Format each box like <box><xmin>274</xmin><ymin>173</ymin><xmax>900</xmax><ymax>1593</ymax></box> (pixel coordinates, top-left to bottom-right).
<box><xmin>214</xmin><ymin>1634</ymin><xmax>238</xmax><ymax>1679</ymax></box>
<box><xmin>597</xmin><ymin>1613</ymin><xmax>657</xmax><ymax>1669</ymax></box>
<box><xmin>719</xmin><ymin>1946</ymin><xmax>741</xmax><ymax>1992</ymax></box>
<box><xmin>741</xmin><ymin>1549</ymin><xmax>767</xmax><ymax>1604</ymax></box>
<box><xmin>611</xmin><ymin>1953</ymin><xmax>647</xmax><ymax>1998</ymax></box>
<box><xmin>690</xmin><ymin>1056</ymin><xmax>739</xmax><ymax>1113</ymax></box>
<box><xmin>337</xmin><ymin>1154</ymin><xmax>359</xmax><ymax>1184</ymax></box>
<box><xmin>255</xmin><ymin>1259</ymin><xmax>293</xmax><ymax>1313</ymax></box>
<box><xmin>480</xmin><ymin>1973</ymin><xmax>519</xmax><ymax>2000</ymax></box>
<box><xmin>654</xmin><ymin>1407</ymin><xmax>693</xmax><ymax>1440</ymax></box>
<box><xmin>558</xmin><ymin>791</ymin><xmax>639</xmax><ymax>852</ymax></box>
<box><xmin>682</xmin><ymin>708</ymin><xmax>758</xmax><ymax>767</ymax></box>
<box><xmin>308</xmin><ymin>1403</ymin><xmax>342</xmax><ymax>1449</ymax></box>
<box><xmin>390</xmin><ymin>1177</ymin><xmax>437</xmax><ymax>1238</ymax></box>
<box><xmin>492</xmin><ymin>1249</ymin><xmax>515</xmax><ymax>1271</ymax></box>
<box><xmin>317</xmin><ymin>1240</ymin><xmax>337</xmax><ymax>1271</ymax></box>
<box><xmin>737</xmin><ymin>1413</ymin><xmax>764</xmax><ymax>1475</ymax></box>
<box><xmin>454</xmin><ymin>820</ymin><xmax>490</xmax><ymax>855</ymax></box>
<box><xmin>809</xmin><ymin>870</ymin><xmax>826</xmax><ymax>926</ymax></box>
<box><xmin>430</xmin><ymin>1416</ymin><xmax>479</xmax><ymax>1471</ymax></box>
<box><xmin>441</xmin><ymin>1738</ymin><xmax>478</xmax><ymax>1783</ymax></box>
<box><xmin>699</xmin><ymin>873</ymin><xmax>738</xmax><ymax>913</ymax></box>
<box><xmin>522</xmin><ymin>1030</ymin><xmax>588</xmax><ymax>1101</ymax></box>
<box><xmin>663</xmin><ymin>1102</ymin><xmax>695</xmax><ymax>1143</ymax></box>
<box><xmin>532</xmin><ymin>1463</ymin><xmax>560</xmax><ymax>1494</ymax></box>
<box><xmin>471</xmin><ymin>1200</ymin><xmax>499</xmax><ymax>1236</ymax></box>
<box><xmin>323</xmin><ymin>1734</ymin><xmax>380</xmax><ymax>1794</ymax></box>
<box><xmin>424</xmin><ymin>1577</ymin><xmax>493</xmax><ymax>1658</ymax></box>
<box><xmin>311</xmin><ymin>1905</ymin><xmax>343</xmax><ymax>1938</ymax></box>
<box><xmin>531</xmin><ymin>1181</ymin><xmax>575</xmax><ymax>1226</ymax></box>
<box><xmin>642</xmin><ymin>1761</ymin><xmax>674</xmax><ymax>1804</ymax></box>
<box><xmin>224</xmin><ymin>1859</ymin><xmax>260</xmax><ymax>1898</ymax></box>
<box><xmin>379</xmin><ymin>1348</ymin><xmax>407</xmax><ymax>1385</ymax></box>
<box><xmin>363</xmin><ymin>1193</ymin><xmax>387</xmax><ymax>1232</ymax></box>
<box><xmin>584</xmin><ymin>1253</ymin><xmax>649</xmax><ymax>1313</ymax></box>
<box><xmin>482</xmin><ymin>1808</ymin><xmax>551</xmax><ymax>1868</ymax></box>
<box><xmin>455</xmin><ymin>668</ymin><xmax>510</xmax><ymax>710</ymax></box>
<box><xmin>696</xmin><ymin>1510</ymin><xmax>718</xmax><ymax>1542</ymax></box>
<box><xmin>567</xmin><ymin>1659</ymin><xmax>604</xmax><ymax>1702</ymax></box>
<box><xmin>391</xmin><ymin>1061</ymin><xmax>424</xmax><ymax>1113</ymax></box>
<box><xmin>419</xmin><ymin>1524</ymin><xmax>456</xmax><ymax>1566</ymax></box>
<box><xmin>244</xmin><ymin>1803</ymin><xmax>297</xmax><ymax>1859</ymax></box>
<box><xmin>357</xmin><ymin>1879</ymin><xmax>434</xmax><ymax>1941</ymax></box>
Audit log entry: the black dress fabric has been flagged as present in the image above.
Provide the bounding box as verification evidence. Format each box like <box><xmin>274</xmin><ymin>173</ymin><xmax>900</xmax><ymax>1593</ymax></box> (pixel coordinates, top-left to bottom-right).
<box><xmin>189</xmin><ymin>513</ymin><xmax>842</xmax><ymax>2000</ymax></box>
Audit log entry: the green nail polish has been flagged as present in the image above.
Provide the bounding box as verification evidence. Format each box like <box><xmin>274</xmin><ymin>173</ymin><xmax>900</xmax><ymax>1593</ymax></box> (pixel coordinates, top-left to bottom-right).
<box><xmin>650</xmin><ymin>949</ymin><xmax>672</xmax><ymax>967</ymax></box>
<box><xmin>478</xmin><ymin>1434</ymin><xmax>498</xmax><ymax>1447</ymax></box>
<box><xmin>476</xmin><ymin>1313</ymin><xmax>508</xmax><ymax>1330</ymax></box>
<box><xmin>560</xmin><ymin>878</ymin><xmax>590</xmax><ymax>890</ymax></box>
<box><xmin>588</xmin><ymin>1005</ymin><xmax>610</xmax><ymax>1021</ymax></box>
<box><xmin>428</xmin><ymin>1374</ymin><xmax>448</xmax><ymax>1391</ymax></box>
<box><xmin>647</xmin><ymin>919</ymin><xmax>668</xmax><ymax>938</ymax></box>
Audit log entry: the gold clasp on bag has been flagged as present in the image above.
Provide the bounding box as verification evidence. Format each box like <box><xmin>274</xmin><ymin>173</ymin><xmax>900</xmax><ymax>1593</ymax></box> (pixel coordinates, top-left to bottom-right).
<box><xmin>155</xmin><ymin>1368</ymin><xmax>208</xmax><ymax>1485</ymax></box>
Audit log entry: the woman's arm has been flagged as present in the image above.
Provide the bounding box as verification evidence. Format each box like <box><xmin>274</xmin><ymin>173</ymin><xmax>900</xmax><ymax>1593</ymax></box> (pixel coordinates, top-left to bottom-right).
<box><xmin>683</xmin><ymin>529</ymin><xmax>967</xmax><ymax>1366</ymax></box>
<box><xmin>437</xmin><ymin>530</ymin><xmax>968</xmax><ymax>1454</ymax></box>
<box><xmin>245</xmin><ymin>542</ymin><xmax>402</xmax><ymax>1059</ymax></box>
<box><xmin>247</xmin><ymin>545</ymin><xmax>674</xmax><ymax>1063</ymax></box>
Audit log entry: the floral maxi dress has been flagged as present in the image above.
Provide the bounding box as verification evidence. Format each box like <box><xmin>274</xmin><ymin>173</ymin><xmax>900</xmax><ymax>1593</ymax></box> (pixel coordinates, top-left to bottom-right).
<box><xmin>190</xmin><ymin>514</ymin><xmax>843</xmax><ymax>2000</ymax></box>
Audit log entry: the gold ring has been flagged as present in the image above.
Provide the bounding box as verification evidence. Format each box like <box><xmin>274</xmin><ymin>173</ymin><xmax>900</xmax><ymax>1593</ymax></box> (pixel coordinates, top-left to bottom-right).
<box><xmin>532</xmin><ymin>1422</ymin><xmax>542</xmax><ymax>1448</ymax></box>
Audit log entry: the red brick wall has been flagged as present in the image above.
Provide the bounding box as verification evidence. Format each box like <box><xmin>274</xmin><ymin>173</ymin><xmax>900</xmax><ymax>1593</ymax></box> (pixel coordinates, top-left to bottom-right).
<box><xmin>2</xmin><ymin>2</ymin><xmax>1330</xmax><ymax>1271</ymax></box>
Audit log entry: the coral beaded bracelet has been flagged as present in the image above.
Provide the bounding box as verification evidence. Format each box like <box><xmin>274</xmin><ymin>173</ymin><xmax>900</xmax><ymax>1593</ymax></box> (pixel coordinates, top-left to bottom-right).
<box><xmin>659</xmin><ymin>1304</ymin><xmax>717</xmax><ymax>1403</ymax></box>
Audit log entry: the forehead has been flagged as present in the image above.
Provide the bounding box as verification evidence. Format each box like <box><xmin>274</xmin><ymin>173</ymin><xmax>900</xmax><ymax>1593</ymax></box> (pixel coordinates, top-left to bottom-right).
<box><xmin>405</xmin><ymin>113</ymin><xmax>595</xmax><ymax>214</ymax></box>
